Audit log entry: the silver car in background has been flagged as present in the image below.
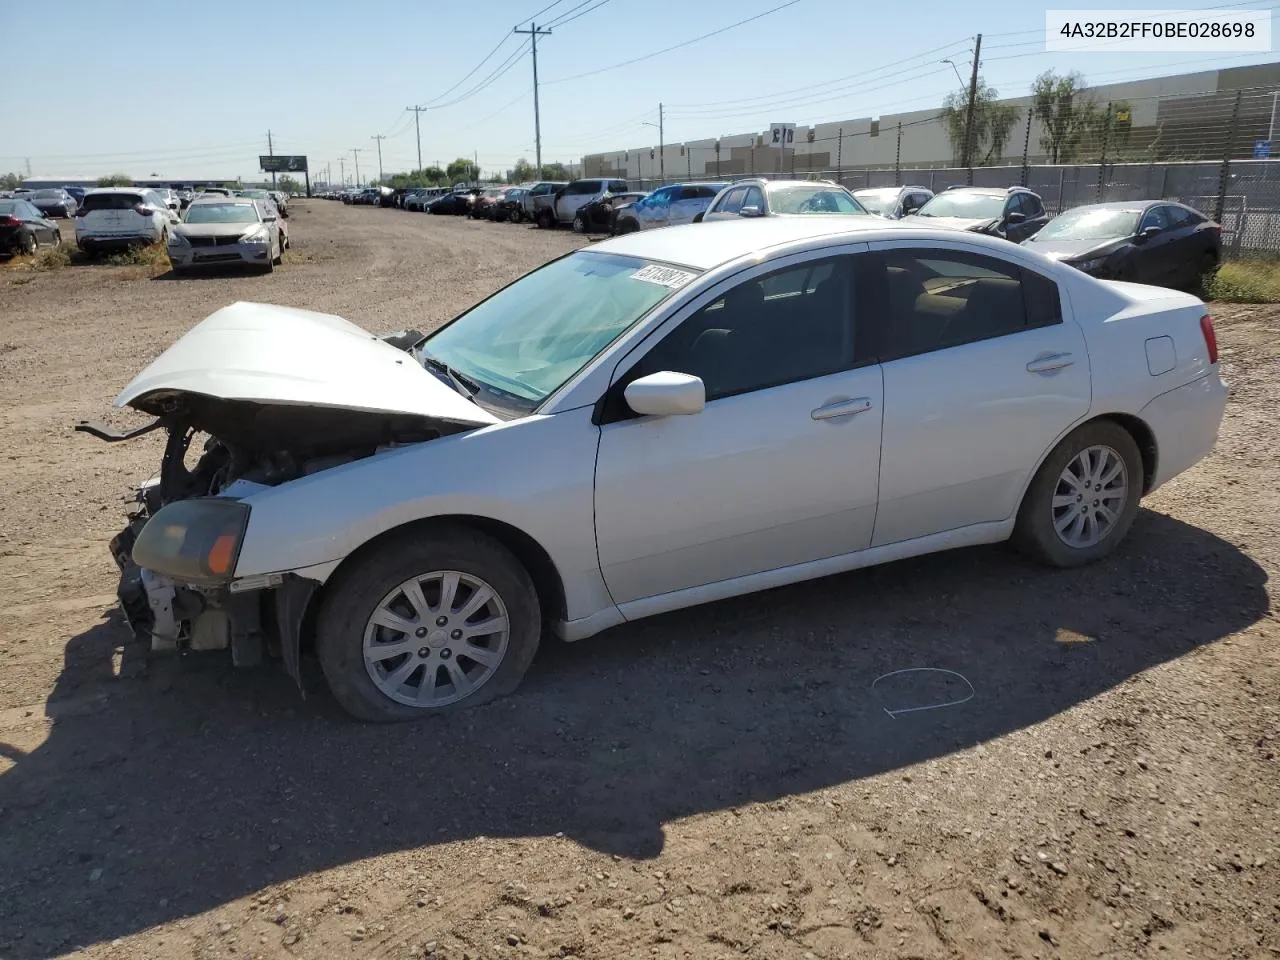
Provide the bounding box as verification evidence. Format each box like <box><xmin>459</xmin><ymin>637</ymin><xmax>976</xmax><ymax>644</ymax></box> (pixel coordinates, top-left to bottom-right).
<box><xmin>167</xmin><ymin>197</ymin><xmax>284</xmax><ymax>275</ymax></box>
<box><xmin>852</xmin><ymin>185</ymin><xmax>934</xmax><ymax>219</ymax></box>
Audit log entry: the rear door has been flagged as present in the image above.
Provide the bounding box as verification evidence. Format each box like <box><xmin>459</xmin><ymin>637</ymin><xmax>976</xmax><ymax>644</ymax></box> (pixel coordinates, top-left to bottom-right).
<box><xmin>865</xmin><ymin>241</ymin><xmax>1091</xmax><ymax>546</ymax></box>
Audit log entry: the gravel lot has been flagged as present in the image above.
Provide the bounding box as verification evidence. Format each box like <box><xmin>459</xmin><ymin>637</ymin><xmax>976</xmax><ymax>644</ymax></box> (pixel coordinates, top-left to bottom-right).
<box><xmin>0</xmin><ymin>201</ymin><xmax>1276</xmax><ymax>960</ymax></box>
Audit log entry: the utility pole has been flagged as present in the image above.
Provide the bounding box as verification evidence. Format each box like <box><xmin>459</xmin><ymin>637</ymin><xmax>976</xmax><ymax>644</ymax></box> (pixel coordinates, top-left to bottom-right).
<box><xmin>340</xmin><ymin>158</ymin><xmax>345</xmax><ymax>186</ymax></box>
<box><xmin>351</xmin><ymin>148</ymin><xmax>362</xmax><ymax>187</ymax></box>
<box><xmin>514</xmin><ymin>21</ymin><xmax>552</xmax><ymax>178</ymax></box>
<box><xmin>371</xmin><ymin>134</ymin><xmax>386</xmax><ymax>184</ymax></box>
<box><xmin>659</xmin><ymin>103</ymin><xmax>664</xmax><ymax>182</ymax></box>
<box><xmin>267</xmin><ymin>130</ymin><xmax>276</xmax><ymax>188</ymax></box>
<box><xmin>406</xmin><ymin>105</ymin><xmax>426</xmax><ymax>172</ymax></box>
<box><xmin>961</xmin><ymin>33</ymin><xmax>982</xmax><ymax>184</ymax></box>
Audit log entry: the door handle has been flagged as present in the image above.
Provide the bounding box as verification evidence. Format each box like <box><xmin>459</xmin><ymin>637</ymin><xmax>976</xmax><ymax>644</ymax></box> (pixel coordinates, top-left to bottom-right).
<box><xmin>1026</xmin><ymin>352</ymin><xmax>1075</xmax><ymax>374</ymax></box>
<box><xmin>811</xmin><ymin>397</ymin><xmax>873</xmax><ymax>420</ymax></box>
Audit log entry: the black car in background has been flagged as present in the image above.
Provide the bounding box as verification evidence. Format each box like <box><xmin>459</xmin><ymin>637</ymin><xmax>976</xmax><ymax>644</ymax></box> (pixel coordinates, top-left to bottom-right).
<box><xmin>0</xmin><ymin>199</ymin><xmax>62</xmax><ymax>255</ymax></box>
<box><xmin>427</xmin><ymin>190</ymin><xmax>477</xmax><ymax>215</ymax></box>
<box><xmin>1023</xmin><ymin>200</ymin><xmax>1221</xmax><ymax>288</ymax></box>
<box><xmin>491</xmin><ymin>187</ymin><xmax>527</xmax><ymax>222</ymax></box>
<box><xmin>28</xmin><ymin>188</ymin><xmax>77</xmax><ymax>218</ymax></box>
<box><xmin>902</xmin><ymin>186</ymin><xmax>1049</xmax><ymax>242</ymax></box>
<box><xmin>573</xmin><ymin>190</ymin><xmax>646</xmax><ymax>234</ymax></box>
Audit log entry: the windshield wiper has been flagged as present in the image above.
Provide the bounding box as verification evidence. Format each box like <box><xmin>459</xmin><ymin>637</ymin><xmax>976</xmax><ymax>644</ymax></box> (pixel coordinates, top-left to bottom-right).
<box><xmin>422</xmin><ymin>354</ymin><xmax>479</xmax><ymax>400</ymax></box>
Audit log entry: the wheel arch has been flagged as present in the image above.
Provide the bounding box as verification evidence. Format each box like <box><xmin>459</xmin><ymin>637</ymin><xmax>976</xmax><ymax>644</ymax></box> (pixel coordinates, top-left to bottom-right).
<box><xmin>295</xmin><ymin>514</ymin><xmax>568</xmax><ymax>657</ymax></box>
<box><xmin>1018</xmin><ymin>412</ymin><xmax>1159</xmax><ymax>516</ymax></box>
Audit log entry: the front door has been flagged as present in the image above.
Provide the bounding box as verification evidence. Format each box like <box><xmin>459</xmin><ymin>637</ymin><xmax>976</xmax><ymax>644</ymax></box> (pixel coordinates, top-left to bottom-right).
<box><xmin>635</xmin><ymin>187</ymin><xmax>672</xmax><ymax>229</ymax></box>
<box><xmin>866</xmin><ymin>242</ymin><xmax>1091</xmax><ymax>546</ymax></box>
<box><xmin>594</xmin><ymin>251</ymin><xmax>883</xmax><ymax>606</ymax></box>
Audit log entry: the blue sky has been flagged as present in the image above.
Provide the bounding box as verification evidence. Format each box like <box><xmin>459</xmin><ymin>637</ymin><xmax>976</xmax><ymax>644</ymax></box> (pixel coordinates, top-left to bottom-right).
<box><xmin>1</xmin><ymin>0</ymin><xmax>1275</xmax><ymax>182</ymax></box>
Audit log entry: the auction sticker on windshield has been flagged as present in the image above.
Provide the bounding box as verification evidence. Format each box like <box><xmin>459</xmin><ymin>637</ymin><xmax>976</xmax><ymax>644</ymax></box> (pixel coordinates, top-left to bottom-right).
<box><xmin>631</xmin><ymin>264</ymin><xmax>697</xmax><ymax>289</ymax></box>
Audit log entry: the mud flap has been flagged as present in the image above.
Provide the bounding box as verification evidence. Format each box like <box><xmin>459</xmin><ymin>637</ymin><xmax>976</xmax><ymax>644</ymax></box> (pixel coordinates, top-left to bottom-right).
<box><xmin>275</xmin><ymin>574</ymin><xmax>319</xmax><ymax>695</ymax></box>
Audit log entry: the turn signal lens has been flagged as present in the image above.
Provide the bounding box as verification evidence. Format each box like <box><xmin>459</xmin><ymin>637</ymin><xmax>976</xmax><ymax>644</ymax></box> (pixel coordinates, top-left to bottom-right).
<box><xmin>1200</xmin><ymin>314</ymin><xmax>1219</xmax><ymax>365</ymax></box>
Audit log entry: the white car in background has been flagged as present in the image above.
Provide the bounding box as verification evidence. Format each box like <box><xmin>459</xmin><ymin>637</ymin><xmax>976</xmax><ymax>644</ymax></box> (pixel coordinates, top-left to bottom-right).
<box><xmin>89</xmin><ymin>217</ymin><xmax>1226</xmax><ymax>721</ymax></box>
<box><xmin>74</xmin><ymin>187</ymin><xmax>179</xmax><ymax>254</ymax></box>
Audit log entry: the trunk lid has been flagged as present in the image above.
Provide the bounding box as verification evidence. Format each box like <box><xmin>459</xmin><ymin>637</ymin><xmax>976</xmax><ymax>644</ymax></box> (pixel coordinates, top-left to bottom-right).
<box><xmin>115</xmin><ymin>301</ymin><xmax>499</xmax><ymax>429</ymax></box>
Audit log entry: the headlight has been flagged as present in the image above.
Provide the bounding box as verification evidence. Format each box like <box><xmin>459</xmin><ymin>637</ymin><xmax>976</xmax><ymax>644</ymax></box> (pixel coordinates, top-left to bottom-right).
<box><xmin>167</xmin><ymin>232</ymin><xmax>189</xmax><ymax>246</ymax></box>
<box><xmin>240</xmin><ymin>228</ymin><xmax>269</xmax><ymax>245</ymax></box>
<box><xmin>131</xmin><ymin>499</ymin><xmax>250</xmax><ymax>585</ymax></box>
<box><xmin>1072</xmin><ymin>256</ymin><xmax>1108</xmax><ymax>272</ymax></box>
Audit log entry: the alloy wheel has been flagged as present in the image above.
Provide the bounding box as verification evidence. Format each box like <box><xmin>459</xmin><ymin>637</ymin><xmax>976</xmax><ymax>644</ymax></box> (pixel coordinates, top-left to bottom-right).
<box><xmin>362</xmin><ymin>570</ymin><xmax>510</xmax><ymax>708</ymax></box>
<box><xmin>1052</xmin><ymin>444</ymin><xmax>1128</xmax><ymax>549</ymax></box>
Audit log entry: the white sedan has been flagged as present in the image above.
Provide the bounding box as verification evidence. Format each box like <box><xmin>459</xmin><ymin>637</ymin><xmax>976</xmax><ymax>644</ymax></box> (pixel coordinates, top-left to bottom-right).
<box><xmin>88</xmin><ymin>217</ymin><xmax>1227</xmax><ymax>720</ymax></box>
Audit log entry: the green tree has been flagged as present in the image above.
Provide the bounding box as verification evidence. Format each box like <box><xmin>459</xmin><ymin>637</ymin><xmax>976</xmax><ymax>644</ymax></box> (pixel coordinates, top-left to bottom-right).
<box><xmin>542</xmin><ymin>161</ymin><xmax>573</xmax><ymax>181</ymax></box>
<box><xmin>0</xmin><ymin>172</ymin><xmax>22</xmax><ymax>190</ymax></box>
<box><xmin>446</xmin><ymin>158</ymin><xmax>480</xmax><ymax>184</ymax></box>
<box><xmin>940</xmin><ymin>80</ymin><xmax>1021</xmax><ymax>166</ymax></box>
<box><xmin>277</xmin><ymin>174</ymin><xmax>302</xmax><ymax>194</ymax></box>
<box><xmin>505</xmin><ymin>158</ymin><xmax>538</xmax><ymax>183</ymax></box>
<box><xmin>1031</xmin><ymin>70</ymin><xmax>1098</xmax><ymax>164</ymax></box>
<box><xmin>96</xmin><ymin>173</ymin><xmax>133</xmax><ymax>186</ymax></box>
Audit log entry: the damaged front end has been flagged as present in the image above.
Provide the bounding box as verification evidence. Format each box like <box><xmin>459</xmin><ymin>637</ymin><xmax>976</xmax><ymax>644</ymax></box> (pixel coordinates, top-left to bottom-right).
<box><xmin>79</xmin><ymin>300</ymin><xmax>499</xmax><ymax>686</ymax></box>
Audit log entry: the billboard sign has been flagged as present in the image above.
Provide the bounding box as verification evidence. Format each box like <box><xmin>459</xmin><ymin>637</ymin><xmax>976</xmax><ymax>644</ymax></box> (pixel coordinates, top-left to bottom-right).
<box><xmin>259</xmin><ymin>155</ymin><xmax>308</xmax><ymax>173</ymax></box>
<box><xmin>768</xmin><ymin>123</ymin><xmax>795</xmax><ymax>149</ymax></box>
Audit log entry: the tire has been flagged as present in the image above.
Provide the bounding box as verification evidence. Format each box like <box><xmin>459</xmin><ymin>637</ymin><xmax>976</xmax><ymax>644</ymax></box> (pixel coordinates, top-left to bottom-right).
<box><xmin>52</xmin><ymin>229</ymin><xmax>61</xmax><ymax>247</ymax></box>
<box><xmin>536</xmin><ymin>209</ymin><xmax>554</xmax><ymax>230</ymax></box>
<box><xmin>21</xmin><ymin>231</ymin><xmax>38</xmax><ymax>255</ymax></box>
<box><xmin>572</xmin><ymin>212</ymin><xmax>587</xmax><ymax>234</ymax></box>
<box><xmin>1012</xmin><ymin>419</ymin><xmax>1144</xmax><ymax>568</ymax></box>
<box><xmin>614</xmin><ymin>218</ymin><xmax>638</xmax><ymax>235</ymax></box>
<box><xmin>263</xmin><ymin>251</ymin><xmax>275</xmax><ymax>273</ymax></box>
<box><xmin>273</xmin><ymin>236</ymin><xmax>283</xmax><ymax>264</ymax></box>
<box><xmin>1196</xmin><ymin>250</ymin><xmax>1219</xmax><ymax>291</ymax></box>
<box><xmin>316</xmin><ymin>525</ymin><xmax>541</xmax><ymax>721</ymax></box>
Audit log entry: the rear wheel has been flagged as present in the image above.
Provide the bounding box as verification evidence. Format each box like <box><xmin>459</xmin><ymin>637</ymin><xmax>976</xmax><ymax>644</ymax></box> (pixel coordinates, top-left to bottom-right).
<box><xmin>316</xmin><ymin>526</ymin><xmax>541</xmax><ymax>721</ymax></box>
<box><xmin>1013</xmin><ymin>420</ymin><xmax>1143</xmax><ymax>568</ymax></box>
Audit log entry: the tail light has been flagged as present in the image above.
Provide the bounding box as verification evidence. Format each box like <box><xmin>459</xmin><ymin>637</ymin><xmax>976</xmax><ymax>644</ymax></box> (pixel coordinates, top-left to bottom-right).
<box><xmin>133</xmin><ymin>203</ymin><xmax>153</xmax><ymax>217</ymax></box>
<box><xmin>0</xmin><ymin>216</ymin><xmax>21</xmax><ymax>227</ymax></box>
<box><xmin>1200</xmin><ymin>314</ymin><xmax>1219</xmax><ymax>364</ymax></box>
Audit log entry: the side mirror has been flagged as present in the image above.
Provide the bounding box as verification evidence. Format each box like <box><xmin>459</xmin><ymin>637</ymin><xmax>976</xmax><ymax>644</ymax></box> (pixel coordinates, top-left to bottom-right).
<box><xmin>624</xmin><ymin>371</ymin><xmax>705</xmax><ymax>417</ymax></box>
<box><xmin>263</xmin><ymin>215</ymin><xmax>277</xmax><ymax>222</ymax></box>
<box><xmin>739</xmin><ymin>205</ymin><xmax>763</xmax><ymax>218</ymax></box>
<box><xmin>1139</xmin><ymin>225</ymin><xmax>1161</xmax><ymax>239</ymax></box>
<box><xmin>1005</xmin><ymin>210</ymin><xmax>1026</xmax><ymax>224</ymax></box>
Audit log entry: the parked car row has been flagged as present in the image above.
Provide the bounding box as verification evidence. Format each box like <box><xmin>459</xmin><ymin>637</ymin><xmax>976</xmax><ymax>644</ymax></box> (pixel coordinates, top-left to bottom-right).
<box><xmin>336</xmin><ymin>174</ymin><xmax>1224</xmax><ymax>291</ymax></box>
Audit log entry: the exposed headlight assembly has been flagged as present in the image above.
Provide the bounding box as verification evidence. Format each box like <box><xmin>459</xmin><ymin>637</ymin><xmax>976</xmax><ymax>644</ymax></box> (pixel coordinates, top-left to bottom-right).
<box><xmin>131</xmin><ymin>499</ymin><xmax>249</xmax><ymax>585</ymax></box>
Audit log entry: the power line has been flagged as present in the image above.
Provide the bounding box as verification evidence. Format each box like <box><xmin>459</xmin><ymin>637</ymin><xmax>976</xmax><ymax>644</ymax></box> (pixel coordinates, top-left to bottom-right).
<box><xmin>543</xmin><ymin>0</ymin><xmax>611</xmax><ymax>29</ymax></box>
<box><xmin>542</xmin><ymin>0</ymin><xmax>804</xmax><ymax>85</ymax></box>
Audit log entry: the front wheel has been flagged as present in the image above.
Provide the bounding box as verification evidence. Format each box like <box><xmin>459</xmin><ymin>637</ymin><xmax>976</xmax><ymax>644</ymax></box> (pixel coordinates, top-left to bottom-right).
<box><xmin>572</xmin><ymin>212</ymin><xmax>587</xmax><ymax>234</ymax></box>
<box><xmin>316</xmin><ymin>526</ymin><xmax>541</xmax><ymax>721</ymax></box>
<box><xmin>1013</xmin><ymin>420</ymin><xmax>1143</xmax><ymax>568</ymax></box>
<box><xmin>536</xmin><ymin>209</ymin><xmax>554</xmax><ymax>229</ymax></box>
<box><xmin>21</xmin><ymin>232</ymin><xmax>38</xmax><ymax>255</ymax></box>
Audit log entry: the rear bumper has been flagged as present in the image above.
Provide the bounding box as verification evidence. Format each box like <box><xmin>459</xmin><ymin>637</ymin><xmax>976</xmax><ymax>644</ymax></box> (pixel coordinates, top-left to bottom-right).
<box><xmin>1140</xmin><ymin>371</ymin><xmax>1229</xmax><ymax>492</ymax></box>
<box><xmin>77</xmin><ymin>234</ymin><xmax>155</xmax><ymax>251</ymax></box>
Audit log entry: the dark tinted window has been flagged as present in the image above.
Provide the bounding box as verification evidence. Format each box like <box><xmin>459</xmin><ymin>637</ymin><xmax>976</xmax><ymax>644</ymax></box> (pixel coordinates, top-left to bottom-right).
<box><xmin>0</xmin><ymin>201</ymin><xmax>17</xmax><ymax>216</ymax></box>
<box><xmin>742</xmin><ymin>185</ymin><xmax>765</xmax><ymax>210</ymax></box>
<box><xmin>609</xmin><ymin>180</ymin><xmax>628</xmax><ymax>192</ymax></box>
<box><xmin>632</xmin><ymin>257</ymin><xmax>858</xmax><ymax>401</ymax></box>
<box><xmin>876</xmin><ymin>249</ymin><xmax>1061</xmax><ymax>359</ymax></box>
<box><xmin>1140</xmin><ymin>206</ymin><xmax>1171</xmax><ymax>231</ymax></box>
<box><xmin>81</xmin><ymin>193</ymin><xmax>144</xmax><ymax>211</ymax></box>
<box><xmin>1165</xmin><ymin>205</ymin><xmax>1202</xmax><ymax>227</ymax></box>
<box><xmin>682</xmin><ymin>185</ymin><xmax>718</xmax><ymax>200</ymax></box>
<box><xmin>568</xmin><ymin>180</ymin><xmax>601</xmax><ymax>196</ymax></box>
<box><xmin>1021</xmin><ymin>193</ymin><xmax>1045</xmax><ymax>217</ymax></box>
<box><xmin>718</xmin><ymin>187</ymin><xmax>747</xmax><ymax>214</ymax></box>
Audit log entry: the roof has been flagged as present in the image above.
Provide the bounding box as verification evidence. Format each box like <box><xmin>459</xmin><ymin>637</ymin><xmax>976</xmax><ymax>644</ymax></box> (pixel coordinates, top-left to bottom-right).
<box><xmin>1055</xmin><ymin>199</ymin><xmax>1164</xmax><ymax>211</ymax></box>
<box><xmin>189</xmin><ymin>195</ymin><xmax>256</xmax><ymax>204</ymax></box>
<box><xmin>592</xmin><ymin>216</ymin><xmax>911</xmax><ymax>270</ymax></box>
<box><xmin>84</xmin><ymin>187</ymin><xmax>152</xmax><ymax>195</ymax></box>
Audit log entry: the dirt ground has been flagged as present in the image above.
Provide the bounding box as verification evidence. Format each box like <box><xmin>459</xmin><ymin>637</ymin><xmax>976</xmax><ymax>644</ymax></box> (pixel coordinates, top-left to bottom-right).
<box><xmin>0</xmin><ymin>201</ymin><xmax>1276</xmax><ymax>960</ymax></box>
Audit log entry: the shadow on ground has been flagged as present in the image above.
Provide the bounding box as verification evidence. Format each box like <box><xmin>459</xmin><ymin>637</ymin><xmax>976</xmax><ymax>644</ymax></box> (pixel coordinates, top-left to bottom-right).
<box><xmin>0</xmin><ymin>509</ymin><xmax>1266</xmax><ymax>956</ymax></box>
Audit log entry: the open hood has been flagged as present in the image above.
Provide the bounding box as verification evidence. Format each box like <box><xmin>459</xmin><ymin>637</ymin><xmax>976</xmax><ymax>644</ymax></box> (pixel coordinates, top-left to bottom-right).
<box><xmin>115</xmin><ymin>301</ymin><xmax>498</xmax><ymax>430</ymax></box>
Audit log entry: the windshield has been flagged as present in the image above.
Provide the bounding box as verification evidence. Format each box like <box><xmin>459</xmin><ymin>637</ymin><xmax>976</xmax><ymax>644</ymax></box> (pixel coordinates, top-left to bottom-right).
<box><xmin>768</xmin><ymin>185</ymin><xmax>866</xmax><ymax>215</ymax></box>
<box><xmin>1032</xmin><ymin>206</ymin><xmax>1141</xmax><ymax>241</ymax></box>
<box><xmin>917</xmin><ymin>192</ymin><xmax>1005</xmax><ymax>220</ymax></box>
<box><xmin>241</xmin><ymin>190</ymin><xmax>270</xmax><ymax>199</ymax></box>
<box><xmin>852</xmin><ymin>189</ymin><xmax>899</xmax><ymax>215</ymax></box>
<box><xmin>424</xmin><ymin>251</ymin><xmax>690</xmax><ymax>409</ymax></box>
<box><xmin>32</xmin><ymin>189</ymin><xmax>63</xmax><ymax>199</ymax></box>
<box><xmin>184</xmin><ymin>203</ymin><xmax>259</xmax><ymax>224</ymax></box>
